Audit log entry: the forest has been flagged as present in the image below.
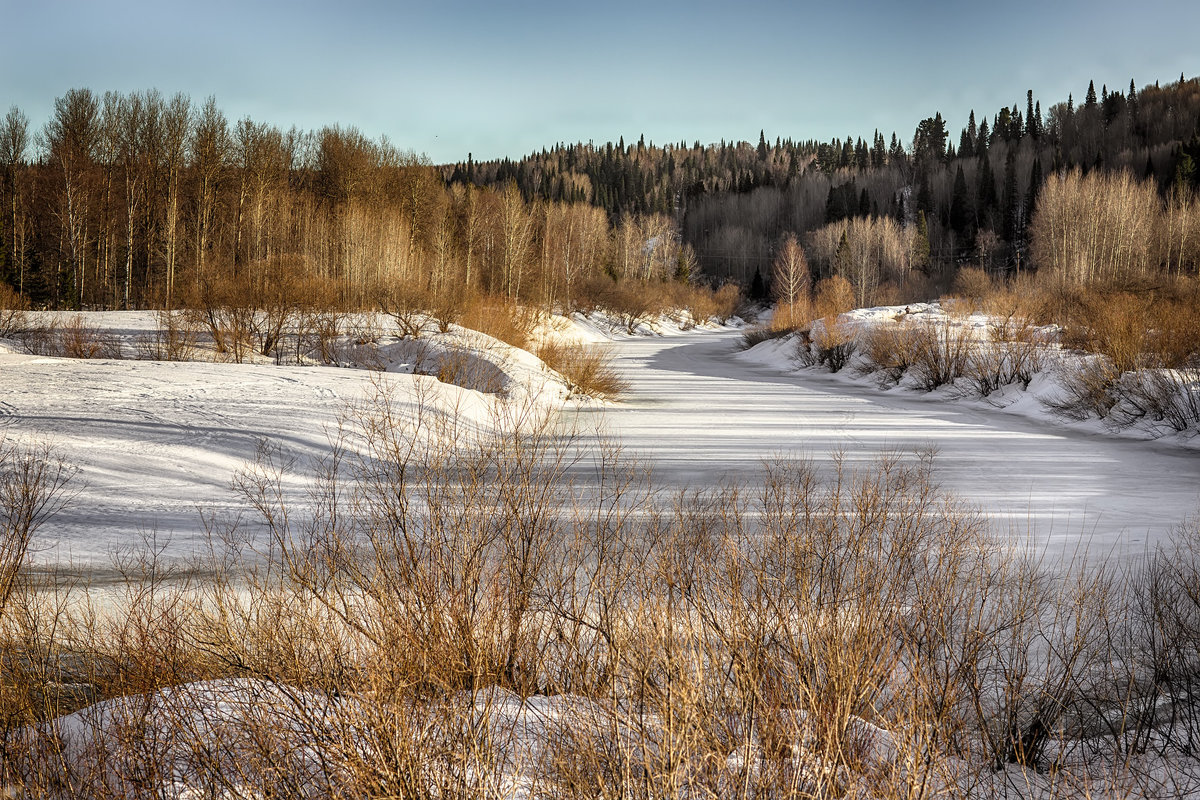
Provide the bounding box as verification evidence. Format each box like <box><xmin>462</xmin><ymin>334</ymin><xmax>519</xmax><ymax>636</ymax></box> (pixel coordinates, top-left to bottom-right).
<box><xmin>1</xmin><ymin>77</ymin><xmax>1199</xmax><ymax>317</ymax></box>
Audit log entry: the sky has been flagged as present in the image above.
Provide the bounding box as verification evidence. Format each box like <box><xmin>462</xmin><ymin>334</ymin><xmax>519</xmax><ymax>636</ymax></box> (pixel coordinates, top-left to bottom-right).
<box><xmin>3</xmin><ymin>0</ymin><xmax>1199</xmax><ymax>164</ymax></box>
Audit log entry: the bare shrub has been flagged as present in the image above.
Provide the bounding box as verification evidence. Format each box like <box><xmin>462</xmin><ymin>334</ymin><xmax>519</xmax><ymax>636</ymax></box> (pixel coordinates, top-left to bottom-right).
<box><xmin>0</xmin><ymin>442</ymin><xmax>75</xmax><ymax>619</ymax></box>
<box><xmin>808</xmin><ymin>318</ymin><xmax>857</xmax><ymax>372</ymax></box>
<box><xmin>139</xmin><ymin>309</ymin><xmax>198</xmax><ymax>361</ymax></box>
<box><xmin>423</xmin><ymin>341</ymin><xmax>509</xmax><ymax>394</ymax></box>
<box><xmin>379</xmin><ymin>282</ymin><xmax>430</xmax><ymax>339</ymax></box>
<box><xmin>950</xmin><ymin>266</ymin><xmax>993</xmax><ymax>309</ymax></box>
<box><xmin>586</xmin><ymin>277</ymin><xmax>668</xmax><ymax>334</ymax></box>
<box><xmin>858</xmin><ymin>322</ymin><xmax>927</xmax><ymax>386</ymax></box>
<box><xmin>13</xmin><ymin>316</ymin><xmax>58</xmax><ymax>356</ymax></box>
<box><xmin>813</xmin><ymin>274</ymin><xmax>855</xmax><ymax>320</ymax></box>
<box><xmin>537</xmin><ymin>341</ymin><xmax>628</xmax><ymax>399</ymax></box>
<box><xmin>0</xmin><ymin>284</ymin><xmax>30</xmax><ymax>339</ymax></box>
<box><xmin>909</xmin><ymin>321</ymin><xmax>971</xmax><ymax>392</ymax></box>
<box><xmin>1111</xmin><ymin>368</ymin><xmax>1200</xmax><ymax>432</ymax></box>
<box><xmin>965</xmin><ymin>317</ymin><xmax>1048</xmax><ymax>397</ymax></box>
<box><xmin>59</xmin><ymin>315</ymin><xmax>124</xmax><ymax>359</ymax></box>
<box><xmin>428</xmin><ymin>288</ymin><xmax>465</xmax><ymax>334</ymax></box>
<box><xmin>460</xmin><ymin>294</ymin><xmax>543</xmax><ymax>351</ymax></box>
<box><xmin>1051</xmin><ymin>358</ymin><xmax>1125</xmax><ymax>422</ymax></box>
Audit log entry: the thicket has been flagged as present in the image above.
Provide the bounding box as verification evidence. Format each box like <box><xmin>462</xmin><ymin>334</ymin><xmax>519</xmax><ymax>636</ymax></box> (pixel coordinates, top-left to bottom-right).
<box><xmin>4</xmin><ymin>395</ymin><xmax>1200</xmax><ymax>797</ymax></box>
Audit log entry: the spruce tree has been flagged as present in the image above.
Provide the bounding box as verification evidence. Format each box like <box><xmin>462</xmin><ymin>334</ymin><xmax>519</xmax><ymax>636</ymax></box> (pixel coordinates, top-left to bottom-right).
<box><xmin>1025</xmin><ymin>159</ymin><xmax>1043</xmax><ymax>221</ymax></box>
<box><xmin>1085</xmin><ymin>80</ymin><xmax>1097</xmax><ymax>108</ymax></box>
<box><xmin>913</xmin><ymin>211</ymin><xmax>931</xmax><ymax>273</ymax></box>
<box><xmin>950</xmin><ymin>164</ymin><xmax>971</xmax><ymax>238</ymax></box>
<box><xmin>976</xmin><ymin>145</ymin><xmax>996</xmax><ymax>218</ymax></box>
<box><xmin>1025</xmin><ymin>90</ymin><xmax>1036</xmax><ymax>138</ymax></box>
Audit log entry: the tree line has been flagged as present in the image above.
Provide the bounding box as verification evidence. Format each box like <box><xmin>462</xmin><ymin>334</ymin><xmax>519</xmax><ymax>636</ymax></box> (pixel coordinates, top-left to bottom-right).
<box><xmin>4</xmin><ymin>77</ymin><xmax>1200</xmax><ymax>313</ymax></box>
<box><xmin>0</xmin><ymin>90</ymin><xmax>695</xmax><ymax>312</ymax></box>
<box><xmin>454</xmin><ymin>77</ymin><xmax>1200</xmax><ymax>291</ymax></box>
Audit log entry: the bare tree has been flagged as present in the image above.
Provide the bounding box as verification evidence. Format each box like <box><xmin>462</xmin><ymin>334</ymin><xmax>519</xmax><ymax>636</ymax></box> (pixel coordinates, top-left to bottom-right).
<box><xmin>0</xmin><ymin>107</ymin><xmax>30</xmax><ymax>295</ymax></box>
<box><xmin>190</xmin><ymin>96</ymin><xmax>229</xmax><ymax>279</ymax></box>
<box><xmin>161</xmin><ymin>93</ymin><xmax>191</xmax><ymax>307</ymax></box>
<box><xmin>0</xmin><ymin>442</ymin><xmax>75</xmax><ymax>619</ymax></box>
<box><xmin>771</xmin><ymin>232</ymin><xmax>810</xmax><ymax>324</ymax></box>
<box><xmin>42</xmin><ymin>88</ymin><xmax>100</xmax><ymax>307</ymax></box>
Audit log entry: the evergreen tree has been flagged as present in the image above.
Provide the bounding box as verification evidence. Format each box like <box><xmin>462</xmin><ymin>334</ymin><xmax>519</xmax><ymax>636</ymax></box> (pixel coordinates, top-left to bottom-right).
<box><xmin>1085</xmin><ymin>80</ymin><xmax>1097</xmax><ymax>108</ymax></box>
<box><xmin>835</xmin><ymin>229</ymin><xmax>852</xmax><ymax>276</ymax></box>
<box><xmin>1025</xmin><ymin>158</ymin><xmax>1043</xmax><ymax>220</ymax></box>
<box><xmin>950</xmin><ymin>164</ymin><xmax>972</xmax><ymax>238</ymax></box>
<box><xmin>1003</xmin><ymin>147</ymin><xmax>1020</xmax><ymax>242</ymax></box>
<box><xmin>976</xmin><ymin>143</ymin><xmax>996</xmax><ymax>216</ymax></box>
<box><xmin>889</xmin><ymin>132</ymin><xmax>906</xmax><ymax>166</ymax></box>
<box><xmin>1025</xmin><ymin>90</ymin><xmax>1037</xmax><ymax>138</ymax></box>
<box><xmin>757</xmin><ymin>129</ymin><xmax>768</xmax><ymax>161</ymax></box>
<box><xmin>913</xmin><ymin>211</ymin><xmax>931</xmax><ymax>273</ymax></box>
<box><xmin>749</xmin><ymin>268</ymin><xmax>766</xmax><ymax>299</ymax></box>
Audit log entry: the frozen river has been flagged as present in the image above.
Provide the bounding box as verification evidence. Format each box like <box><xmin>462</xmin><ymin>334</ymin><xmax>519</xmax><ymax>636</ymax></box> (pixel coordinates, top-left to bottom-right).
<box><xmin>3</xmin><ymin>322</ymin><xmax>1198</xmax><ymax>568</ymax></box>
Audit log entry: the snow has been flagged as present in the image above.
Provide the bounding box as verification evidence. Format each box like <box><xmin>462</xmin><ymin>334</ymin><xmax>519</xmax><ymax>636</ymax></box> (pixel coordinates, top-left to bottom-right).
<box><xmin>8</xmin><ymin>305</ymin><xmax>1200</xmax><ymax>798</ymax></box>
<box><xmin>2</xmin><ymin>306</ymin><xmax>1198</xmax><ymax>566</ymax></box>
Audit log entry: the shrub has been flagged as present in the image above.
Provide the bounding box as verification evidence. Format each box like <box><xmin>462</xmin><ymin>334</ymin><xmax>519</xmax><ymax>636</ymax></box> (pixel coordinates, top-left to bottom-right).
<box><xmin>909</xmin><ymin>321</ymin><xmax>972</xmax><ymax>392</ymax></box>
<box><xmin>858</xmin><ymin>323</ymin><xmax>927</xmax><ymax>386</ymax></box>
<box><xmin>460</xmin><ymin>294</ymin><xmax>543</xmax><ymax>351</ymax></box>
<box><xmin>950</xmin><ymin>266</ymin><xmax>993</xmax><ymax>307</ymax></box>
<box><xmin>813</xmin><ymin>275</ymin><xmax>855</xmax><ymax>320</ymax></box>
<box><xmin>1110</xmin><ymin>367</ymin><xmax>1200</xmax><ymax>432</ymax></box>
<box><xmin>139</xmin><ymin>309</ymin><xmax>198</xmax><ymax>361</ymax></box>
<box><xmin>0</xmin><ymin>285</ymin><xmax>30</xmax><ymax>339</ymax></box>
<box><xmin>805</xmin><ymin>318</ymin><xmax>857</xmax><ymax>372</ymax></box>
<box><xmin>537</xmin><ymin>341</ymin><xmax>628</xmax><ymax>399</ymax></box>
<box><xmin>59</xmin><ymin>315</ymin><xmax>123</xmax><ymax>359</ymax></box>
<box><xmin>964</xmin><ymin>317</ymin><xmax>1048</xmax><ymax>397</ymax></box>
<box><xmin>1045</xmin><ymin>356</ymin><xmax>1123</xmax><ymax>421</ymax></box>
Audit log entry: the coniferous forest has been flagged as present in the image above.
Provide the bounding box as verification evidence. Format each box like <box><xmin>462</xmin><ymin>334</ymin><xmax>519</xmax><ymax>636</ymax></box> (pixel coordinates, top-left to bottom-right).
<box><xmin>1</xmin><ymin>76</ymin><xmax>1200</xmax><ymax>312</ymax></box>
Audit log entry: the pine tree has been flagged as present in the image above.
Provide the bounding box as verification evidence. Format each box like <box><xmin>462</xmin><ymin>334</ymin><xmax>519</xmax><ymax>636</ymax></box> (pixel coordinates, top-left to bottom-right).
<box><xmin>1025</xmin><ymin>90</ymin><xmax>1037</xmax><ymax>138</ymax></box>
<box><xmin>757</xmin><ymin>129</ymin><xmax>768</xmax><ymax>161</ymax></box>
<box><xmin>1085</xmin><ymin>80</ymin><xmax>1097</xmax><ymax>108</ymax></box>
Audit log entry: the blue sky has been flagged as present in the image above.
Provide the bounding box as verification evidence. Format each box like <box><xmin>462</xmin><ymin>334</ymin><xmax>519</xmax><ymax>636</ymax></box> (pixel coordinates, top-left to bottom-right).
<box><xmin>4</xmin><ymin>0</ymin><xmax>1198</xmax><ymax>163</ymax></box>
